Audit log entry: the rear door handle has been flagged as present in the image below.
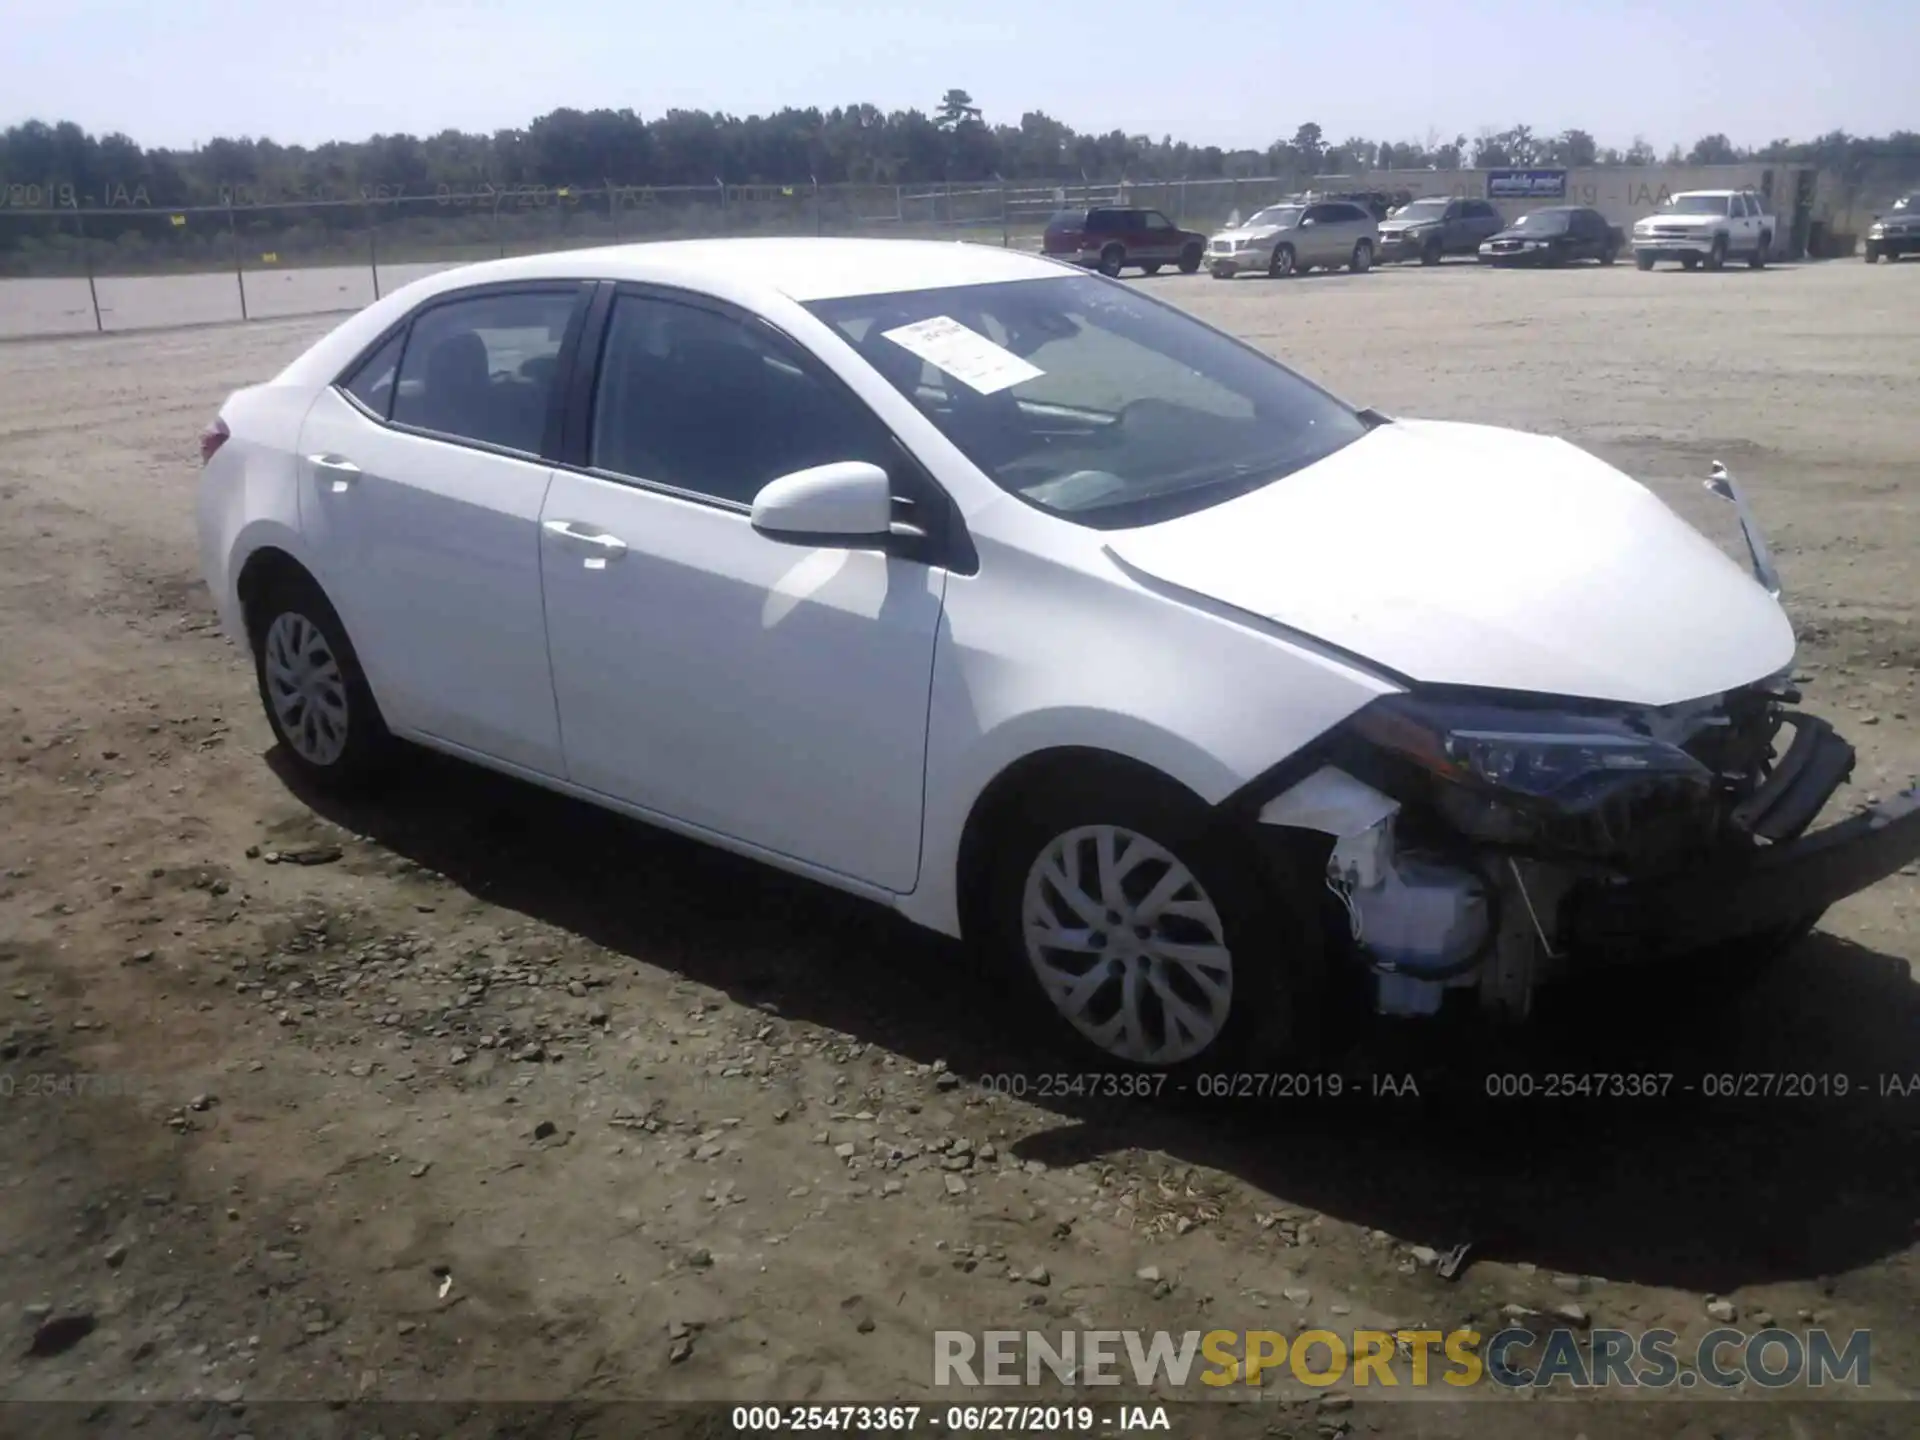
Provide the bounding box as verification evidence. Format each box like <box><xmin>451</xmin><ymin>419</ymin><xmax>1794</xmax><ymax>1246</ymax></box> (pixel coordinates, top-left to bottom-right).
<box><xmin>542</xmin><ymin>519</ymin><xmax>629</xmax><ymax>567</ymax></box>
<box><xmin>308</xmin><ymin>454</ymin><xmax>361</xmax><ymax>493</ymax></box>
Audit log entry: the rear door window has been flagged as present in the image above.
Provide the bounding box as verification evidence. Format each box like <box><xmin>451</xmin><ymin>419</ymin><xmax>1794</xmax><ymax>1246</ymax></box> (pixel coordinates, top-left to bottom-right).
<box><xmin>389</xmin><ymin>289</ymin><xmax>581</xmax><ymax>456</ymax></box>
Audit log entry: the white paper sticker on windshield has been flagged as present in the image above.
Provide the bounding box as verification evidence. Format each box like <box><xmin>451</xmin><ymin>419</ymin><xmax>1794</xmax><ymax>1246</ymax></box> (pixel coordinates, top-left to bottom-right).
<box><xmin>880</xmin><ymin>315</ymin><xmax>1044</xmax><ymax>395</ymax></box>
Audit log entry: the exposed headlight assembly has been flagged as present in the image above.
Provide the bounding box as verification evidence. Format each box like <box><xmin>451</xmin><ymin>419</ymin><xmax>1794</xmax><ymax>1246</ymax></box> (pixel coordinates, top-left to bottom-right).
<box><xmin>1350</xmin><ymin>694</ymin><xmax>1718</xmax><ymax>863</ymax></box>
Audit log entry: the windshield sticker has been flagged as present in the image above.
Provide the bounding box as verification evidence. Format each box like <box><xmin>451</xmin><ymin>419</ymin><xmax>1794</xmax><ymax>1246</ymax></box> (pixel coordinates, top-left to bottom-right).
<box><xmin>881</xmin><ymin>315</ymin><xmax>1044</xmax><ymax>395</ymax></box>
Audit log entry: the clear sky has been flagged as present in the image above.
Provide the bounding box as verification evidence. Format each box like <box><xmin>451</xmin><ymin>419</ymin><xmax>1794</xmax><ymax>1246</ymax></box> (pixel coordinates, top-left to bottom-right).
<box><xmin>3</xmin><ymin>0</ymin><xmax>1909</xmax><ymax>153</ymax></box>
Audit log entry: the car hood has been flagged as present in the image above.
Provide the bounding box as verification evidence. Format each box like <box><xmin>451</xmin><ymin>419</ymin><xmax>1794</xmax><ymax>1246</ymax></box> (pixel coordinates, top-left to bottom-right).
<box><xmin>1211</xmin><ymin>225</ymin><xmax>1284</xmax><ymax>243</ymax></box>
<box><xmin>1379</xmin><ymin>218</ymin><xmax>1440</xmax><ymax>233</ymax></box>
<box><xmin>1100</xmin><ymin>419</ymin><xmax>1796</xmax><ymax>707</ymax></box>
<box><xmin>1640</xmin><ymin>212</ymin><xmax>1721</xmax><ymax>226</ymax></box>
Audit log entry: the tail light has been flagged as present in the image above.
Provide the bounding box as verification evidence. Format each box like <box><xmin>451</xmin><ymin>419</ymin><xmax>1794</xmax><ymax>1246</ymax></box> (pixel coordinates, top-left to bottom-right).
<box><xmin>199</xmin><ymin>418</ymin><xmax>230</xmax><ymax>466</ymax></box>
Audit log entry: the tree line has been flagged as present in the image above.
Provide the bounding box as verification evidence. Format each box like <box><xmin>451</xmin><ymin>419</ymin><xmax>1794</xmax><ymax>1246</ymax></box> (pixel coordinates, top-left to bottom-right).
<box><xmin>4</xmin><ymin>94</ymin><xmax>1920</xmax><ymax>211</ymax></box>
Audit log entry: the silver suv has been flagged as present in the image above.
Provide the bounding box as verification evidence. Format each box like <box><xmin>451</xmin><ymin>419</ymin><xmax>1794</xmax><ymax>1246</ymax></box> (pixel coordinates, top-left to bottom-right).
<box><xmin>1206</xmin><ymin>199</ymin><xmax>1380</xmax><ymax>279</ymax></box>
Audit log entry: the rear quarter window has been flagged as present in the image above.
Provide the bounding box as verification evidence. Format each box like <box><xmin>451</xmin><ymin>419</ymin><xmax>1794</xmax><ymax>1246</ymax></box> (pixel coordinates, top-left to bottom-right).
<box><xmin>339</xmin><ymin>330</ymin><xmax>406</xmax><ymax>420</ymax></box>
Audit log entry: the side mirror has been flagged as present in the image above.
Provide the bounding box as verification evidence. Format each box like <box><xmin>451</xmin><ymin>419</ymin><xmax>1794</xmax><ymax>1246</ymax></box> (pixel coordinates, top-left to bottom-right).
<box><xmin>1300</xmin><ymin>217</ymin><xmax>1316</xmax><ymax>227</ymax></box>
<box><xmin>750</xmin><ymin>461</ymin><xmax>895</xmax><ymax>546</ymax></box>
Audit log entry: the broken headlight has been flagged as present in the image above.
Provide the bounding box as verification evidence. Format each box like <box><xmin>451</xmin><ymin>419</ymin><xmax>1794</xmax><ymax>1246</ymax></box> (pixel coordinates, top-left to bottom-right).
<box><xmin>1349</xmin><ymin>694</ymin><xmax>1718</xmax><ymax>864</ymax></box>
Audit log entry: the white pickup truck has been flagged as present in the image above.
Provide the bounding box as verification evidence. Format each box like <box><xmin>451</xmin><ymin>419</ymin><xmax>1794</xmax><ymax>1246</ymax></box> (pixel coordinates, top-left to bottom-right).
<box><xmin>1631</xmin><ymin>189</ymin><xmax>1774</xmax><ymax>271</ymax></box>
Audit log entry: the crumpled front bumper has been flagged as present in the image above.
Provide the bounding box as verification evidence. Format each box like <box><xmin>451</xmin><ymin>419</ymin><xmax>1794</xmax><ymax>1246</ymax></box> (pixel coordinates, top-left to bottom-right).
<box><xmin>1562</xmin><ymin>715</ymin><xmax>1920</xmax><ymax>963</ymax></box>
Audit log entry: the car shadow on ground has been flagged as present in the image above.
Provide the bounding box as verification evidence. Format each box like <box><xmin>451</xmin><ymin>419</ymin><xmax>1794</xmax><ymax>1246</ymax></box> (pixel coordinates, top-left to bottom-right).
<box><xmin>277</xmin><ymin>742</ymin><xmax>1920</xmax><ymax>1297</ymax></box>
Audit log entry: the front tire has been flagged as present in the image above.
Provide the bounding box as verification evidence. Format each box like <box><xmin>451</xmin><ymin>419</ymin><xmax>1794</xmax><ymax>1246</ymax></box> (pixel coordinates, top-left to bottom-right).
<box><xmin>1600</xmin><ymin>241</ymin><xmax>1618</xmax><ymax>266</ymax></box>
<box><xmin>1635</xmin><ymin>251</ymin><xmax>1655</xmax><ymax>270</ymax></box>
<box><xmin>1748</xmin><ymin>232</ymin><xmax>1770</xmax><ymax>268</ymax></box>
<box><xmin>1421</xmin><ymin>236</ymin><xmax>1443</xmax><ymax>266</ymax></box>
<box><xmin>1349</xmin><ymin>239</ymin><xmax>1372</xmax><ymax>273</ymax></box>
<box><xmin>1705</xmin><ymin>235</ymin><xmax>1728</xmax><ymax>271</ymax></box>
<box><xmin>1667</xmin><ymin>911</ymin><xmax>1826</xmax><ymax>1004</ymax></box>
<box><xmin>248</xmin><ymin>571</ymin><xmax>391</xmax><ymax>790</ymax></box>
<box><xmin>1864</xmin><ymin>243</ymin><xmax>1880</xmax><ymax>264</ymax></box>
<box><xmin>986</xmin><ymin>777</ymin><xmax>1323</xmax><ymax>1074</ymax></box>
<box><xmin>1177</xmin><ymin>244</ymin><xmax>1203</xmax><ymax>274</ymax></box>
<box><xmin>1268</xmin><ymin>242</ymin><xmax>1296</xmax><ymax>278</ymax></box>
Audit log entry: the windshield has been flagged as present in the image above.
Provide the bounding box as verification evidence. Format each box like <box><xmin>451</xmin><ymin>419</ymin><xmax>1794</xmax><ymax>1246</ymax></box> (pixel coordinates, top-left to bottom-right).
<box><xmin>805</xmin><ymin>274</ymin><xmax>1368</xmax><ymax>529</ymax></box>
<box><xmin>1662</xmin><ymin>194</ymin><xmax>1730</xmax><ymax>216</ymax></box>
<box><xmin>1392</xmin><ymin>199</ymin><xmax>1448</xmax><ymax>221</ymax></box>
<box><xmin>1244</xmin><ymin>205</ymin><xmax>1303</xmax><ymax>229</ymax></box>
<box><xmin>1509</xmin><ymin>209</ymin><xmax>1571</xmax><ymax>233</ymax></box>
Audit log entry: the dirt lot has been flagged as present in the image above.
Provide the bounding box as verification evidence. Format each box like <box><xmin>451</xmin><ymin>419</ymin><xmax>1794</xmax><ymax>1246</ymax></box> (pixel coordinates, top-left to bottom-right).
<box><xmin>1</xmin><ymin>256</ymin><xmax>1917</xmax><ymax>1438</ymax></box>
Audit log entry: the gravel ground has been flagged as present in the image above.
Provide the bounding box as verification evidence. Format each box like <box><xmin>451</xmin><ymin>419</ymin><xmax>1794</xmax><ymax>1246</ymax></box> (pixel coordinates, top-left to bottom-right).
<box><xmin>1</xmin><ymin>255</ymin><xmax>1917</xmax><ymax>1439</ymax></box>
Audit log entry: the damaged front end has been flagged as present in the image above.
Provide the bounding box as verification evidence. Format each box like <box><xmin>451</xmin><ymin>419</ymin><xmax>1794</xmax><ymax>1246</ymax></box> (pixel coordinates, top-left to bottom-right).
<box><xmin>1251</xmin><ymin>464</ymin><xmax>1920</xmax><ymax>1022</ymax></box>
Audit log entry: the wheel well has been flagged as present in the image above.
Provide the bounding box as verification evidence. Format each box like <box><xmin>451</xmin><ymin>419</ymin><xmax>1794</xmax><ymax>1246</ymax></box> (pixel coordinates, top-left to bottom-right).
<box><xmin>953</xmin><ymin>747</ymin><xmax>1208</xmax><ymax>944</ymax></box>
<box><xmin>234</xmin><ymin>547</ymin><xmax>316</xmax><ymax>642</ymax></box>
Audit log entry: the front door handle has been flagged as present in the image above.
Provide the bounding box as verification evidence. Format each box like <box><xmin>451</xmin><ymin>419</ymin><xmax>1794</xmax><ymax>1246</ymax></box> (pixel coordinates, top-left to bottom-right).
<box><xmin>542</xmin><ymin>519</ymin><xmax>629</xmax><ymax>567</ymax></box>
<box><xmin>308</xmin><ymin>454</ymin><xmax>361</xmax><ymax>493</ymax></box>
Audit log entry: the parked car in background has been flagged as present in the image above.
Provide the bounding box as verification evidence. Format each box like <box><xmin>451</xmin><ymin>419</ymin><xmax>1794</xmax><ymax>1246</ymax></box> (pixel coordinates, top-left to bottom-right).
<box><xmin>1206</xmin><ymin>200</ymin><xmax>1379</xmax><ymax>279</ymax></box>
<box><xmin>196</xmin><ymin>236</ymin><xmax>1920</xmax><ymax>1073</ymax></box>
<box><xmin>1311</xmin><ymin>189</ymin><xmax>1410</xmax><ymax>223</ymax></box>
<box><xmin>1632</xmin><ymin>190</ymin><xmax>1773</xmax><ymax>270</ymax></box>
<box><xmin>1041</xmin><ymin>207</ymin><xmax>1208</xmax><ymax>277</ymax></box>
<box><xmin>1478</xmin><ymin>206</ymin><xmax>1624</xmax><ymax>266</ymax></box>
<box><xmin>1376</xmin><ymin>197</ymin><xmax>1505</xmax><ymax>265</ymax></box>
<box><xmin>1865</xmin><ymin>194</ymin><xmax>1920</xmax><ymax>263</ymax></box>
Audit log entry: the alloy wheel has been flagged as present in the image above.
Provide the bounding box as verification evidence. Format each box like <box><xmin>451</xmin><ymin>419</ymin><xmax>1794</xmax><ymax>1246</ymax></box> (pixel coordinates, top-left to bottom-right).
<box><xmin>1020</xmin><ymin>824</ymin><xmax>1233</xmax><ymax>1066</ymax></box>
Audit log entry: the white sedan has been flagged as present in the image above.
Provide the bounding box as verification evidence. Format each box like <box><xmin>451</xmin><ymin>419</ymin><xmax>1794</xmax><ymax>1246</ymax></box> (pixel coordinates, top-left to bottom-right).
<box><xmin>198</xmin><ymin>238</ymin><xmax>1920</xmax><ymax>1073</ymax></box>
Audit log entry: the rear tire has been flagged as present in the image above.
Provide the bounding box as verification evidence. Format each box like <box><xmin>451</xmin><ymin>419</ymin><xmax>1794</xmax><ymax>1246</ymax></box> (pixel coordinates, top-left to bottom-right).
<box><xmin>1680</xmin><ymin>254</ymin><xmax>1701</xmax><ymax>271</ymax></box>
<box><xmin>984</xmin><ymin>773</ymin><xmax>1326</xmax><ymax>1076</ymax></box>
<box><xmin>1097</xmin><ymin>244</ymin><xmax>1126</xmax><ymax>277</ymax></box>
<box><xmin>247</xmin><ymin>570</ymin><xmax>391</xmax><ymax>791</ymax></box>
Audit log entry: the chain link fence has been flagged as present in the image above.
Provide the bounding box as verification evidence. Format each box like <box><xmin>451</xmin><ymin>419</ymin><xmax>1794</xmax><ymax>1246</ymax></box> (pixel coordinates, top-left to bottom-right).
<box><xmin>8</xmin><ymin>160</ymin><xmax>1904</xmax><ymax>340</ymax></box>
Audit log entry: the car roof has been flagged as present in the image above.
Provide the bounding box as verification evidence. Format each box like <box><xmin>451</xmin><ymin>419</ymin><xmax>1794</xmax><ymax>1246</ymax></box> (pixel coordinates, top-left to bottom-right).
<box><xmin>276</xmin><ymin>238</ymin><xmax>1077</xmax><ymax>387</ymax></box>
<box><xmin>405</xmin><ymin>237</ymin><xmax>1068</xmax><ymax>305</ymax></box>
<box><xmin>1673</xmin><ymin>189</ymin><xmax>1747</xmax><ymax>198</ymax></box>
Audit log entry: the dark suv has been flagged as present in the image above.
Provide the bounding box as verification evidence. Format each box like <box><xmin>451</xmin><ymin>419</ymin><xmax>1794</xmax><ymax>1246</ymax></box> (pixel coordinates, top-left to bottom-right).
<box><xmin>1376</xmin><ymin>196</ymin><xmax>1507</xmax><ymax>264</ymax></box>
<box><xmin>1042</xmin><ymin>207</ymin><xmax>1209</xmax><ymax>277</ymax></box>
